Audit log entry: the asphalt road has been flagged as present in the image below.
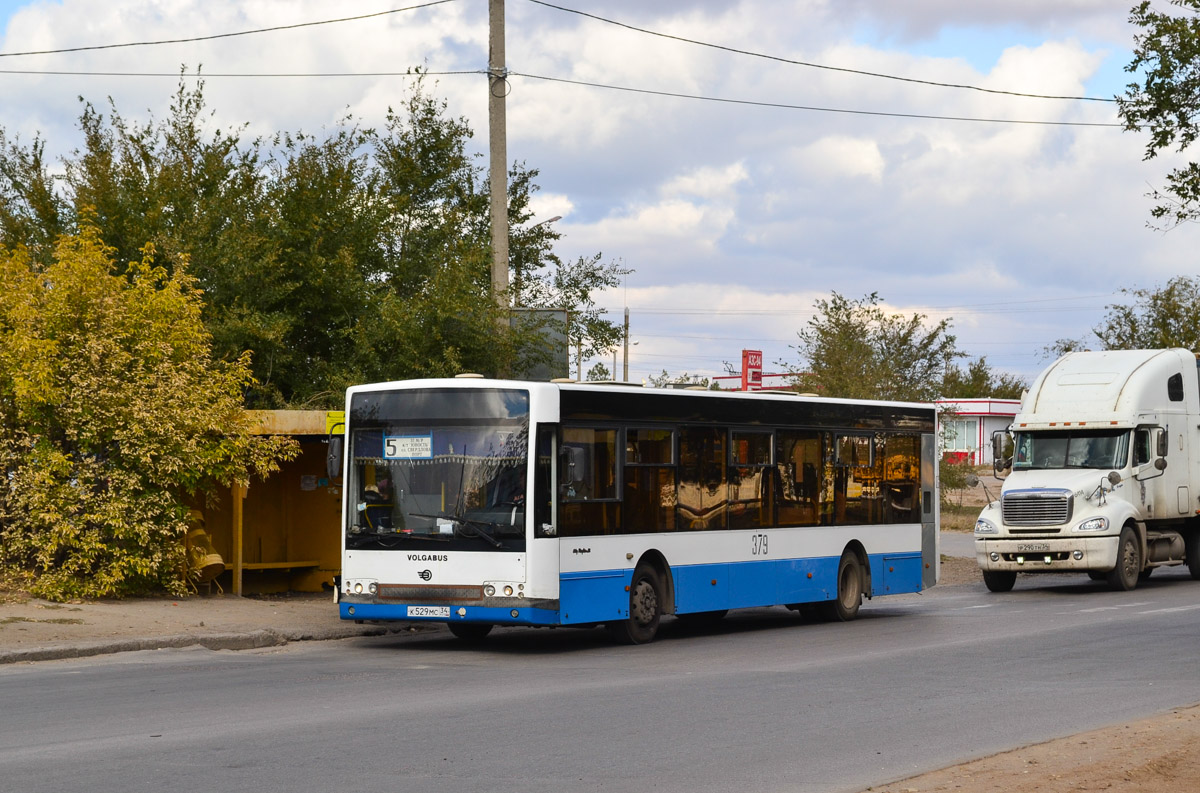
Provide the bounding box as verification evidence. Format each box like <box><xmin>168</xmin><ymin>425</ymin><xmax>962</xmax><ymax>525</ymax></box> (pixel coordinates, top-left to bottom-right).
<box><xmin>4</xmin><ymin>569</ymin><xmax>1200</xmax><ymax>793</ymax></box>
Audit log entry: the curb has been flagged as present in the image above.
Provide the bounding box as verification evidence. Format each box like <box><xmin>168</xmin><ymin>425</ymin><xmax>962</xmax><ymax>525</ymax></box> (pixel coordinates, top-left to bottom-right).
<box><xmin>0</xmin><ymin>624</ymin><xmax>428</xmax><ymax>665</ymax></box>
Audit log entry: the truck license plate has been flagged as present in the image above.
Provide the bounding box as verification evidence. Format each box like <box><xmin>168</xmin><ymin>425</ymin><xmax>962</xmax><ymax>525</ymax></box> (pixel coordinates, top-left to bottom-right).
<box><xmin>1016</xmin><ymin>542</ymin><xmax>1050</xmax><ymax>552</ymax></box>
<box><xmin>407</xmin><ymin>606</ymin><xmax>450</xmax><ymax>618</ymax></box>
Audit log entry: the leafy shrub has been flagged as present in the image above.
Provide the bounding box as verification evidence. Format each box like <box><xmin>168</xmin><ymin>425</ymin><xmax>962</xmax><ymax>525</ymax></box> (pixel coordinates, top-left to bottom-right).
<box><xmin>0</xmin><ymin>228</ymin><xmax>296</xmax><ymax>599</ymax></box>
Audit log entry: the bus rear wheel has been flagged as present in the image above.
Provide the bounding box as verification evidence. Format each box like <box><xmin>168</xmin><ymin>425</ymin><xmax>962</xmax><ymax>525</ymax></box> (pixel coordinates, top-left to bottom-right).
<box><xmin>821</xmin><ymin>552</ymin><xmax>863</xmax><ymax>622</ymax></box>
<box><xmin>447</xmin><ymin>622</ymin><xmax>493</xmax><ymax>642</ymax></box>
<box><xmin>609</xmin><ymin>563</ymin><xmax>663</xmax><ymax>644</ymax></box>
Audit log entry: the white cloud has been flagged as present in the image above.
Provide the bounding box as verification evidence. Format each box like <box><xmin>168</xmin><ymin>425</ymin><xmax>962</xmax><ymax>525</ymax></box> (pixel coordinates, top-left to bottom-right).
<box><xmin>0</xmin><ymin>0</ymin><xmax>1183</xmax><ymax>387</ymax></box>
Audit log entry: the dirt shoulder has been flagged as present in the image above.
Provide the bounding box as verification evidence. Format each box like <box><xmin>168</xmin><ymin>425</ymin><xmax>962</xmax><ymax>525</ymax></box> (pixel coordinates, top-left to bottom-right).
<box><xmin>893</xmin><ymin>514</ymin><xmax>1200</xmax><ymax>793</ymax></box>
<box><xmin>861</xmin><ymin>702</ymin><xmax>1200</xmax><ymax>793</ymax></box>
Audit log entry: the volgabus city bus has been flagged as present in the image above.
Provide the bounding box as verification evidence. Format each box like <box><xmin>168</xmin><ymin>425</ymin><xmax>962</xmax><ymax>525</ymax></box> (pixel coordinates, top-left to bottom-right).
<box><xmin>334</xmin><ymin>378</ymin><xmax>939</xmax><ymax>643</ymax></box>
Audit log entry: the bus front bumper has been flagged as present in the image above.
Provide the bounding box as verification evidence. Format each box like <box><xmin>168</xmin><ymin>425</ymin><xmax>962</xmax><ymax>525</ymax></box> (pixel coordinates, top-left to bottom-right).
<box><xmin>339</xmin><ymin>598</ymin><xmax>561</xmax><ymax>626</ymax></box>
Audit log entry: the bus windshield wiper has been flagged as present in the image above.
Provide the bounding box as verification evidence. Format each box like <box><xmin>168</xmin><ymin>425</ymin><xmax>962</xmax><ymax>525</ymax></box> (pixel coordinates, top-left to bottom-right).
<box><xmin>409</xmin><ymin>513</ymin><xmax>504</xmax><ymax>547</ymax></box>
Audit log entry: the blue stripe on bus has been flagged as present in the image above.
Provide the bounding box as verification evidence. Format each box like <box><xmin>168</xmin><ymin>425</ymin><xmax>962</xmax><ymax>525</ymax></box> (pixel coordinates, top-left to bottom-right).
<box><xmin>339</xmin><ymin>551</ymin><xmax>925</xmax><ymax>628</ymax></box>
<box><xmin>559</xmin><ymin>551</ymin><xmax>925</xmax><ymax>625</ymax></box>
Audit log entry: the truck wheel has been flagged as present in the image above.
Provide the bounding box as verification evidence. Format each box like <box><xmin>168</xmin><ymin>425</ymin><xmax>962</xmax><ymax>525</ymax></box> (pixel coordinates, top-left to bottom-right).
<box><xmin>1106</xmin><ymin>525</ymin><xmax>1141</xmax><ymax>591</ymax></box>
<box><xmin>982</xmin><ymin>570</ymin><xmax>1016</xmax><ymax>593</ymax></box>
<box><xmin>608</xmin><ymin>563</ymin><xmax>663</xmax><ymax>644</ymax></box>
<box><xmin>1187</xmin><ymin>533</ymin><xmax>1200</xmax><ymax>581</ymax></box>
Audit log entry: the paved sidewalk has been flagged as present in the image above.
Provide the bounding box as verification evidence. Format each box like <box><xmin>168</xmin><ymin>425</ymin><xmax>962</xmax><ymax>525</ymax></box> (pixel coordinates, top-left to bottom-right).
<box><xmin>0</xmin><ymin>591</ymin><xmax>423</xmax><ymax>665</ymax></box>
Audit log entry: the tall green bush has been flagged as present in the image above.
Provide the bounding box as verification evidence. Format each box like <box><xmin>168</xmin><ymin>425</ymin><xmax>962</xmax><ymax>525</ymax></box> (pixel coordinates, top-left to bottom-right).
<box><xmin>0</xmin><ymin>228</ymin><xmax>295</xmax><ymax>599</ymax></box>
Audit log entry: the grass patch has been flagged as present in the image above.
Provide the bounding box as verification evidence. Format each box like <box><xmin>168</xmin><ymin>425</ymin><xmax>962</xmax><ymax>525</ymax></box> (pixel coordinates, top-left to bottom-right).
<box><xmin>941</xmin><ymin>503</ymin><xmax>980</xmax><ymax>533</ymax></box>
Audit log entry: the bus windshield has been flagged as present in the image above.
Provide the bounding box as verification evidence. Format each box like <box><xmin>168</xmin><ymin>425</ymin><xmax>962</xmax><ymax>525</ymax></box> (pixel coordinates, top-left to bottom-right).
<box><xmin>345</xmin><ymin>388</ymin><xmax>529</xmax><ymax>552</ymax></box>
<box><xmin>1012</xmin><ymin>429</ymin><xmax>1129</xmax><ymax>471</ymax></box>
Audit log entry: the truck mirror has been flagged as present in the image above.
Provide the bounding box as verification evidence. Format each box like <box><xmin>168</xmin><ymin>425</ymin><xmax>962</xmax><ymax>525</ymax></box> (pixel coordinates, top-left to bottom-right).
<box><xmin>327</xmin><ymin>432</ymin><xmax>345</xmax><ymax>480</ymax></box>
<box><xmin>1155</xmin><ymin>457</ymin><xmax>1168</xmax><ymax>471</ymax></box>
<box><xmin>965</xmin><ymin>473</ymin><xmax>980</xmax><ymax>487</ymax></box>
<box><xmin>1107</xmin><ymin>471</ymin><xmax>1122</xmax><ymax>486</ymax></box>
<box><xmin>990</xmin><ymin>430</ymin><xmax>1012</xmax><ymax>476</ymax></box>
<box><xmin>1157</xmin><ymin>429</ymin><xmax>1169</xmax><ymax>457</ymax></box>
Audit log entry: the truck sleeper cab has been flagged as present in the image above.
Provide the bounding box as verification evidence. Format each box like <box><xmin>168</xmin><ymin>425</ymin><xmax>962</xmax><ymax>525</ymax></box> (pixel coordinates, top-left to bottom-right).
<box><xmin>975</xmin><ymin>349</ymin><xmax>1200</xmax><ymax>592</ymax></box>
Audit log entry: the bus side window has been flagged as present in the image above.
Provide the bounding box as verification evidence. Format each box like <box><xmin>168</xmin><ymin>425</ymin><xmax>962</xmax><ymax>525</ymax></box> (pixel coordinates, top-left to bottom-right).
<box><xmin>559</xmin><ymin>427</ymin><xmax>620</xmax><ymax>536</ymax></box>
<box><xmin>677</xmin><ymin>426</ymin><xmax>728</xmax><ymax>531</ymax></box>
<box><xmin>534</xmin><ymin>426</ymin><xmax>554</xmax><ymax>536</ymax></box>
<box><xmin>776</xmin><ymin>430</ymin><xmax>822</xmax><ymax>527</ymax></box>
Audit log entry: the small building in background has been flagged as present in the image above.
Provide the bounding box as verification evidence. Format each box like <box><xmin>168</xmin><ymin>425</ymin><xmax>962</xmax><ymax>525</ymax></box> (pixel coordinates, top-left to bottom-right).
<box><xmin>935</xmin><ymin>398</ymin><xmax>1021</xmax><ymax>466</ymax></box>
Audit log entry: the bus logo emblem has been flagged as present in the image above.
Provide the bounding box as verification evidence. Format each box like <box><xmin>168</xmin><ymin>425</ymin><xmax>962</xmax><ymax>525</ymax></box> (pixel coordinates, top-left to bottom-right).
<box><xmin>418</xmin><ymin>569</ymin><xmax>432</xmax><ymax>581</ymax></box>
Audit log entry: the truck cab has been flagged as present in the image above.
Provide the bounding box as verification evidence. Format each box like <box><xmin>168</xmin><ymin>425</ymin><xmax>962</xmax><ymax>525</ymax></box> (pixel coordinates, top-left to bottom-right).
<box><xmin>974</xmin><ymin>349</ymin><xmax>1200</xmax><ymax>592</ymax></box>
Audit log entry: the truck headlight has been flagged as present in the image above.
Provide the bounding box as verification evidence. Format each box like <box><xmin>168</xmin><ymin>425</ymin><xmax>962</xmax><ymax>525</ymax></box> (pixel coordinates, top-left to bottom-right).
<box><xmin>975</xmin><ymin>517</ymin><xmax>999</xmax><ymax>535</ymax></box>
<box><xmin>1075</xmin><ymin>516</ymin><xmax>1108</xmax><ymax>532</ymax></box>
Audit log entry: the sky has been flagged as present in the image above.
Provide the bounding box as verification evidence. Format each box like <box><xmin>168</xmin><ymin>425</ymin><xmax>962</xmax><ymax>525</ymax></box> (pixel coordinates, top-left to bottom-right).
<box><xmin>0</xmin><ymin>0</ymin><xmax>1191</xmax><ymax>389</ymax></box>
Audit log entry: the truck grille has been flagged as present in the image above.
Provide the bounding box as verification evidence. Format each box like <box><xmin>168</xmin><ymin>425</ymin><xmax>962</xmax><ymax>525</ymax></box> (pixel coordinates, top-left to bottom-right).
<box><xmin>1002</xmin><ymin>489</ymin><xmax>1072</xmax><ymax>528</ymax></box>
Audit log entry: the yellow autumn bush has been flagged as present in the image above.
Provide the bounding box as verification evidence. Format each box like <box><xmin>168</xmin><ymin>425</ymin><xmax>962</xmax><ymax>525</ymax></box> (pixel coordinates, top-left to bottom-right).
<box><xmin>0</xmin><ymin>228</ymin><xmax>295</xmax><ymax>599</ymax></box>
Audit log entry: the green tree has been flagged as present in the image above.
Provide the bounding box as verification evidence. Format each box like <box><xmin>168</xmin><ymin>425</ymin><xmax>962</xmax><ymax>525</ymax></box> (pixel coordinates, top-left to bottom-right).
<box><xmin>646</xmin><ymin>370</ymin><xmax>716</xmax><ymax>389</ymax></box>
<box><xmin>785</xmin><ymin>292</ymin><xmax>962</xmax><ymax>401</ymax></box>
<box><xmin>0</xmin><ymin>130</ymin><xmax>66</xmax><ymax>263</ymax></box>
<box><xmin>1</xmin><ymin>76</ymin><xmax>624</xmax><ymax>406</ymax></box>
<box><xmin>1119</xmin><ymin>0</ymin><xmax>1200</xmax><ymax>227</ymax></box>
<box><xmin>940</xmin><ymin>356</ymin><xmax>1026</xmax><ymax>399</ymax></box>
<box><xmin>1045</xmin><ymin>275</ymin><xmax>1200</xmax><ymax>354</ymax></box>
<box><xmin>0</xmin><ymin>229</ymin><xmax>295</xmax><ymax>599</ymax></box>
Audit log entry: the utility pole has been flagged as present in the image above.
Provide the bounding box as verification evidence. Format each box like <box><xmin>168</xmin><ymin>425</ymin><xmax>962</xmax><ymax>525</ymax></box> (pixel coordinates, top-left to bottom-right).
<box><xmin>488</xmin><ymin>0</ymin><xmax>508</xmax><ymax>318</ymax></box>
<box><xmin>623</xmin><ymin>307</ymin><xmax>630</xmax><ymax>383</ymax></box>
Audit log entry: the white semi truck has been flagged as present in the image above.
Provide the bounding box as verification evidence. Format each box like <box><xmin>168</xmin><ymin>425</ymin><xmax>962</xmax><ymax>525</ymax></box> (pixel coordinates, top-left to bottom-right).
<box><xmin>974</xmin><ymin>348</ymin><xmax>1200</xmax><ymax>592</ymax></box>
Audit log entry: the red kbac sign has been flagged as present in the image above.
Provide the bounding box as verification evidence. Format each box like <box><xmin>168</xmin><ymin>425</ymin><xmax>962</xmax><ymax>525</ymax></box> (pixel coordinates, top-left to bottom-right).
<box><xmin>742</xmin><ymin>349</ymin><xmax>763</xmax><ymax>390</ymax></box>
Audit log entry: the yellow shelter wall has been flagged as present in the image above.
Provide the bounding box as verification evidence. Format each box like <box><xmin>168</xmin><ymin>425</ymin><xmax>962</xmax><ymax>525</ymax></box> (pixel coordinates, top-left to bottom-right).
<box><xmin>200</xmin><ymin>439</ymin><xmax>342</xmax><ymax>594</ymax></box>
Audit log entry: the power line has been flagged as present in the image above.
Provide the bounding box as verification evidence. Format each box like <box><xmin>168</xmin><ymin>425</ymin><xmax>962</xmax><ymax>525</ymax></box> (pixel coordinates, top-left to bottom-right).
<box><xmin>524</xmin><ymin>0</ymin><xmax>1118</xmax><ymax>104</ymax></box>
<box><xmin>620</xmin><ymin>303</ymin><xmax>1111</xmax><ymax>317</ymax></box>
<box><xmin>0</xmin><ymin>68</ymin><xmax>480</xmax><ymax>78</ymax></box>
<box><xmin>0</xmin><ymin>63</ymin><xmax>1121</xmax><ymax>127</ymax></box>
<box><xmin>509</xmin><ymin>72</ymin><xmax>1123</xmax><ymax>127</ymax></box>
<box><xmin>0</xmin><ymin>0</ymin><xmax>459</xmax><ymax>58</ymax></box>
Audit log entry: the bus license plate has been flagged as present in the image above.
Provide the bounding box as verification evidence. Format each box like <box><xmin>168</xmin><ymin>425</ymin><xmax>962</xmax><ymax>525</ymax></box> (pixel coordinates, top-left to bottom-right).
<box><xmin>407</xmin><ymin>606</ymin><xmax>450</xmax><ymax>618</ymax></box>
<box><xmin>1016</xmin><ymin>542</ymin><xmax>1050</xmax><ymax>552</ymax></box>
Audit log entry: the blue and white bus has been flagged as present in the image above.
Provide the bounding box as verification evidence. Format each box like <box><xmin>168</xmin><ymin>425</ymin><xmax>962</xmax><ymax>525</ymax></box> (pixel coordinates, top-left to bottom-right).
<box><xmin>335</xmin><ymin>378</ymin><xmax>939</xmax><ymax>643</ymax></box>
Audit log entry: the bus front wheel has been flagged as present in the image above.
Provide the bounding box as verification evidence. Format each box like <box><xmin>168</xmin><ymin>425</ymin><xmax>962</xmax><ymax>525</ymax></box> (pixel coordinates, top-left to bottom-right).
<box><xmin>822</xmin><ymin>552</ymin><xmax>863</xmax><ymax>622</ymax></box>
<box><xmin>609</xmin><ymin>563</ymin><xmax>663</xmax><ymax>644</ymax></box>
<box><xmin>447</xmin><ymin>622</ymin><xmax>493</xmax><ymax>642</ymax></box>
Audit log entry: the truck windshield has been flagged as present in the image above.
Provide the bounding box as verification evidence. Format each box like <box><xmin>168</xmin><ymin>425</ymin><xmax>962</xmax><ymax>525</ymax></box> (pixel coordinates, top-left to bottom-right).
<box><xmin>345</xmin><ymin>388</ymin><xmax>529</xmax><ymax>552</ymax></box>
<box><xmin>1012</xmin><ymin>429</ymin><xmax>1129</xmax><ymax>471</ymax></box>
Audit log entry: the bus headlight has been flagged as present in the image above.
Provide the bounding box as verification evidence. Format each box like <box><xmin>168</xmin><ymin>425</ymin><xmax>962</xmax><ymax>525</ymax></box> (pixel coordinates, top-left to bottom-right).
<box><xmin>975</xmin><ymin>517</ymin><xmax>999</xmax><ymax>535</ymax></box>
<box><xmin>1076</xmin><ymin>516</ymin><xmax>1109</xmax><ymax>532</ymax></box>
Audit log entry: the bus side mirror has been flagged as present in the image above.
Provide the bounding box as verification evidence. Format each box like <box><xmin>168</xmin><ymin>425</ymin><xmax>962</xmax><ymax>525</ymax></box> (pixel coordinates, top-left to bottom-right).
<box><xmin>327</xmin><ymin>427</ymin><xmax>345</xmax><ymax>480</ymax></box>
